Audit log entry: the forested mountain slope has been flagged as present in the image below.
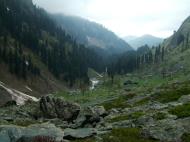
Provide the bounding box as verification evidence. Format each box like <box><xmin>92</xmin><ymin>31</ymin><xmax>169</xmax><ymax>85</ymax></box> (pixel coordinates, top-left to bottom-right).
<box><xmin>0</xmin><ymin>0</ymin><xmax>105</xmax><ymax>104</ymax></box>
<box><xmin>52</xmin><ymin>14</ymin><xmax>133</xmax><ymax>54</ymax></box>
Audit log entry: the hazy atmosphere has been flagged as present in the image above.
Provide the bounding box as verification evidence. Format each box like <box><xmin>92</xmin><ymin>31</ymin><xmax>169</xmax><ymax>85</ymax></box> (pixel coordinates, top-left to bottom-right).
<box><xmin>33</xmin><ymin>0</ymin><xmax>190</xmax><ymax>38</ymax></box>
<box><xmin>2</xmin><ymin>0</ymin><xmax>190</xmax><ymax>141</ymax></box>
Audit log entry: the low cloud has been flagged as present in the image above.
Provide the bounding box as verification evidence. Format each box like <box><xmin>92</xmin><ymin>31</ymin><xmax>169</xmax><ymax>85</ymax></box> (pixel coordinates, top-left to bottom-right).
<box><xmin>33</xmin><ymin>0</ymin><xmax>190</xmax><ymax>38</ymax></box>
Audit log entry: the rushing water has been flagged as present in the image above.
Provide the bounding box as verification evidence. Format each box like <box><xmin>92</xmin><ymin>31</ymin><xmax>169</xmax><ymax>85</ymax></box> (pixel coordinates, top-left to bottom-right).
<box><xmin>90</xmin><ymin>78</ymin><xmax>99</xmax><ymax>90</ymax></box>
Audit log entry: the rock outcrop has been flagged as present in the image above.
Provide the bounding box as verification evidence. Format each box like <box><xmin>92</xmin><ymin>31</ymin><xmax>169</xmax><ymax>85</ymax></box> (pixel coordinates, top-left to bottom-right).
<box><xmin>40</xmin><ymin>96</ymin><xmax>80</xmax><ymax>121</ymax></box>
<box><xmin>74</xmin><ymin>106</ymin><xmax>107</xmax><ymax>128</ymax></box>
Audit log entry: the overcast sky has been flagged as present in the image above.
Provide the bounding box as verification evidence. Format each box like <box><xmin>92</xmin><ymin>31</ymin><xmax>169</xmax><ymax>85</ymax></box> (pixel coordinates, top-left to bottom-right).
<box><xmin>33</xmin><ymin>0</ymin><xmax>190</xmax><ymax>38</ymax></box>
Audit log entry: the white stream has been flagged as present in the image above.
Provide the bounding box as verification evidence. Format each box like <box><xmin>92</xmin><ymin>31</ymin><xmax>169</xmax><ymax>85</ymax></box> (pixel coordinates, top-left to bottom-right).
<box><xmin>90</xmin><ymin>78</ymin><xmax>99</xmax><ymax>90</ymax></box>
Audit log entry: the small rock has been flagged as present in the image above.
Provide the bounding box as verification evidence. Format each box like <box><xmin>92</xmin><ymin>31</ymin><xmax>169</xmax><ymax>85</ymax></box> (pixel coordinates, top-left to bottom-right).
<box><xmin>178</xmin><ymin>94</ymin><xmax>190</xmax><ymax>104</ymax></box>
<box><xmin>93</xmin><ymin>106</ymin><xmax>107</xmax><ymax>117</ymax></box>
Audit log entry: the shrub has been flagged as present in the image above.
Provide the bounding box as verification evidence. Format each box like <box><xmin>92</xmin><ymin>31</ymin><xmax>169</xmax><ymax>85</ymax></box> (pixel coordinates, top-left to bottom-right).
<box><xmin>169</xmin><ymin>103</ymin><xmax>190</xmax><ymax>118</ymax></box>
<box><xmin>153</xmin><ymin>112</ymin><xmax>166</xmax><ymax>120</ymax></box>
<box><xmin>181</xmin><ymin>133</ymin><xmax>190</xmax><ymax>142</ymax></box>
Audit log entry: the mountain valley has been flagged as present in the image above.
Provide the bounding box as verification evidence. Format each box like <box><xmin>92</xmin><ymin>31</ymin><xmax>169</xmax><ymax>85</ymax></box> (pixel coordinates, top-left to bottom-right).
<box><xmin>1</xmin><ymin>0</ymin><xmax>190</xmax><ymax>142</ymax></box>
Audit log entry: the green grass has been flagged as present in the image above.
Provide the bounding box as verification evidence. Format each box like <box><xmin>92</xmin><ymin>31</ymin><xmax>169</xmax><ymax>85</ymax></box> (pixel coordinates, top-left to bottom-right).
<box><xmin>55</xmin><ymin>76</ymin><xmax>124</xmax><ymax>106</ymax></box>
<box><xmin>102</xmin><ymin>128</ymin><xmax>158</xmax><ymax>142</ymax></box>
<box><xmin>153</xmin><ymin>112</ymin><xmax>167</xmax><ymax>120</ymax></box>
<box><xmin>12</xmin><ymin>118</ymin><xmax>39</xmax><ymax>127</ymax></box>
<box><xmin>71</xmin><ymin>128</ymin><xmax>158</xmax><ymax>142</ymax></box>
<box><xmin>109</xmin><ymin>111</ymin><xmax>145</xmax><ymax>123</ymax></box>
<box><xmin>55</xmin><ymin>86</ymin><xmax>119</xmax><ymax>105</ymax></box>
<box><xmin>182</xmin><ymin>133</ymin><xmax>190</xmax><ymax>142</ymax></box>
<box><xmin>109</xmin><ymin>115</ymin><xmax>129</xmax><ymax>123</ymax></box>
<box><xmin>101</xmin><ymin>96</ymin><xmax>131</xmax><ymax>110</ymax></box>
<box><xmin>152</xmin><ymin>85</ymin><xmax>190</xmax><ymax>103</ymax></box>
<box><xmin>133</xmin><ymin>97</ymin><xmax>150</xmax><ymax>107</ymax></box>
<box><xmin>169</xmin><ymin>103</ymin><xmax>190</xmax><ymax>118</ymax></box>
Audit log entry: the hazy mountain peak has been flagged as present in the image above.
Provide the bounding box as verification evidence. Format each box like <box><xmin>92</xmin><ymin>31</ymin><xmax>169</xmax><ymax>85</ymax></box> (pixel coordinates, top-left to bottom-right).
<box><xmin>124</xmin><ymin>34</ymin><xmax>164</xmax><ymax>49</ymax></box>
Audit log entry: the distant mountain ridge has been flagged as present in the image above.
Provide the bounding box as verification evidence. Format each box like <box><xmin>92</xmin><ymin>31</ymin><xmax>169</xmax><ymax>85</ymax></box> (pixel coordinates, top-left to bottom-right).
<box><xmin>123</xmin><ymin>36</ymin><xmax>137</xmax><ymax>42</ymax></box>
<box><xmin>52</xmin><ymin>14</ymin><xmax>132</xmax><ymax>54</ymax></box>
<box><xmin>124</xmin><ymin>34</ymin><xmax>163</xmax><ymax>49</ymax></box>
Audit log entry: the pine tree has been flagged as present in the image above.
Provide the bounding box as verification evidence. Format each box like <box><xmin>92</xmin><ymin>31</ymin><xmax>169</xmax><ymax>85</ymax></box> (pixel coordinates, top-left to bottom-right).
<box><xmin>8</xmin><ymin>48</ymin><xmax>14</xmax><ymax>74</ymax></box>
<box><xmin>161</xmin><ymin>47</ymin><xmax>165</xmax><ymax>61</ymax></box>
<box><xmin>21</xmin><ymin>56</ymin><xmax>27</xmax><ymax>79</ymax></box>
<box><xmin>148</xmin><ymin>50</ymin><xmax>153</xmax><ymax>64</ymax></box>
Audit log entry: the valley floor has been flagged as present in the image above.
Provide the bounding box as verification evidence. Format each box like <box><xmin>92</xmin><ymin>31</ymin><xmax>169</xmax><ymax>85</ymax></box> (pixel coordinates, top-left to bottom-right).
<box><xmin>1</xmin><ymin>46</ymin><xmax>190</xmax><ymax>142</ymax></box>
<box><xmin>1</xmin><ymin>69</ymin><xmax>190</xmax><ymax>142</ymax></box>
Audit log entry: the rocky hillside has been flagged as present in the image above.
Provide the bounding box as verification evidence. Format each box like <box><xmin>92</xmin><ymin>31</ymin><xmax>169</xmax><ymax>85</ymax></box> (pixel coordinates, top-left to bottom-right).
<box><xmin>164</xmin><ymin>16</ymin><xmax>190</xmax><ymax>48</ymax></box>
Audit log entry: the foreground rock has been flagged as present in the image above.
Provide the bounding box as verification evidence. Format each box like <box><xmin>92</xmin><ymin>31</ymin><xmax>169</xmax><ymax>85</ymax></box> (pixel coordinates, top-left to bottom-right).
<box><xmin>74</xmin><ymin>106</ymin><xmax>108</xmax><ymax>128</ymax></box>
<box><xmin>40</xmin><ymin>96</ymin><xmax>80</xmax><ymax>121</ymax></box>
<box><xmin>0</xmin><ymin>123</ymin><xmax>64</xmax><ymax>142</ymax></box>
<box><xmin>63</xmin><ymin>128</ymin><xmax>97</xmax><ymax>140</ymax></box>
<box><xmin>142</xmin><ymin>118</ymin><xmax>186</xmax><ymax>141</ymax></box>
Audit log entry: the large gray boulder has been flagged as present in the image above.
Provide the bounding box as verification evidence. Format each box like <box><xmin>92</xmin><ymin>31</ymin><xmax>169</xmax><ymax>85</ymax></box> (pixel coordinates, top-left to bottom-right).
<box><xmin>0</xmin><ymin>123</ymin><xmax>64</xmax><ymax>142</ymax></box>
<box><xmin>142</xmin><ymin>118</ymin><xmax>190</xmax><ymax>142</ymax></box>
<box><xmin>40</xmin><ymin>96</ymin><xmax>80</xmax><ymax>121</ymax></box>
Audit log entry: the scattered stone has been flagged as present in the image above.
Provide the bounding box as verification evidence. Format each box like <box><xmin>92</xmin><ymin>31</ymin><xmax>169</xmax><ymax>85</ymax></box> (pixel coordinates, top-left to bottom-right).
<box><xmin>112</xmin><ymin>120</ymin><xmax>135</xmax><ymax>128</ymax></box>
<box><xmin>81</xmin><ymin>107</ymin><xmax>102</xmax><ymax>127</ymax></box>
<box><xmin>93</xmin><ymin>106</ymin><xmax>107</xmax><ymax>117</ymax></box>
<box><xmin>136</xmin><ymin>115</ymin><xmax>155</xmax><ymax>127</ymax></box>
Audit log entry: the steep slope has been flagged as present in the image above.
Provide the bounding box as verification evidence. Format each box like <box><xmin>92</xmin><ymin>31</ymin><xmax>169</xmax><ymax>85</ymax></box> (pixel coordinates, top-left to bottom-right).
<box><xmin>125</xmin><ymin>34</ymin><xmax>163</xmax><ymax>49</ymax></box>
<box><xmin>52</xmin><ymin>14</ymin><xmax>132</xmax><ymax>54</ymax></box>
<box><xmin>164</xmin><ymin>16</ymin><xmax>190</xmax><ymax>48</ymax></box>
<box><xmin>0</xmin><ymin>0</ymin><xmax>105</xmax><ymax>104</ymax></box>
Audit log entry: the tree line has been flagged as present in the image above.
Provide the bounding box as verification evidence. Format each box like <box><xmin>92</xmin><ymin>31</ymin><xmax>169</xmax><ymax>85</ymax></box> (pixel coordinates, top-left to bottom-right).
<box><xmin>107</xmin><ymin>44</ymin><xmax>165</xmax><ymax>81</ymax></box>
<box><xmin>0</xmin><ymin>36</ymin><xmax>40</xmax><ymax>79</ymax></box>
